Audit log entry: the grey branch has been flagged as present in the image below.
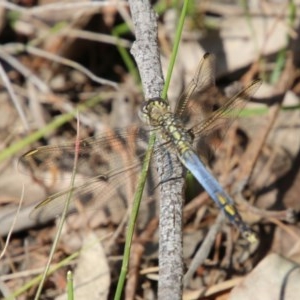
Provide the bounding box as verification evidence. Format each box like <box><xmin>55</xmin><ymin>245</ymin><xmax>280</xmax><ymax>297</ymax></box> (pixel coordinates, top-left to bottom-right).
<box><xmin>128</xmin><ymin>1</ymin><xmax>185</xmax><ymax>299</ymax></box>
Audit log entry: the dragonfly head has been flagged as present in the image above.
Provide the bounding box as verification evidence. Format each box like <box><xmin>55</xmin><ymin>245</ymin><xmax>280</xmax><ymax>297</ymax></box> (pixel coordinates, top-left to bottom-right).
<box><xmin>139</xmin><ymin>98</ymin><xmax>171</xmax><ymax>126</ymax></box>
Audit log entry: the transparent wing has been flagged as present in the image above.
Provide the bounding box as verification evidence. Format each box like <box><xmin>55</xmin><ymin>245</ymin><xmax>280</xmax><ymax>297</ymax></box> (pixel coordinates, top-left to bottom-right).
<box><xmin>28</xmin><ymin>163</ymin><xmax>143</xmax><ymax>222</ymax></box>
<box><xmin>19</xmin><ymin>126</ymin><xmax>154</xmax><ymax>221</ymax></box>
<box><xmin>174</xmin><ymin>53</ymin><xmax>215</xmax><ymax>118</ymax></box>
<box><xmin>190</xmin><ymin>79</ymin><xmax>262</xmax><ymax>141</ymax></box>
<box><xmin>19</xmin><ymin>126</ymin><xmax>149</xmax><ymax>181</ymax></box>
<box><xmin>173</xmin><ymin>52</ymin><xmax>261</xmax><ymax>158</ymax></box>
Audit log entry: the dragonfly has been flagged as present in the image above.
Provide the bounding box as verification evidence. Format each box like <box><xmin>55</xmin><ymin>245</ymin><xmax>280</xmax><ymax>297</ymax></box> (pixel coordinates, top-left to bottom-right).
<box><xmin>20</xmin><ymin>53</ymin><xmax>261</xmax><ymax>242</ymax></box>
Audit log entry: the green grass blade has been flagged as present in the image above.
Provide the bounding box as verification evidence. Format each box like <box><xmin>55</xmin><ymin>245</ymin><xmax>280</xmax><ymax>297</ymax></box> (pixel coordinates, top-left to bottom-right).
<box><xmin>161</xmin><ymin>0</ymin><xmax>190</xmax><ymax>100</ymax></box>
<box><xmin>67</xmin><ymin>270</ymin><xmax>74</xmax><ymax>300</ymax></box>
<box><xmin>114</xmin><ymin>134</ymin><xmax>155</xmax><ymax>300</ymax></box>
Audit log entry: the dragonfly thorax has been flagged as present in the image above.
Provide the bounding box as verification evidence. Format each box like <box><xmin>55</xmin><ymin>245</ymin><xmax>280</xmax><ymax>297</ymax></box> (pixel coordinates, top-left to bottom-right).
<box><xmin>141</xmin><ymin>98</ymin><xmax>194</xmax><ymax>155</ymax></box>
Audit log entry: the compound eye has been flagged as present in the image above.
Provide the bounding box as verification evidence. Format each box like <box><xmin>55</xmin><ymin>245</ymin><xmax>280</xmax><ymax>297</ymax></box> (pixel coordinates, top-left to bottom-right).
<box><xmin>138</xmin><ymin>103</ymin><xmax>150</xmax><ymax>124</ymax></box>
